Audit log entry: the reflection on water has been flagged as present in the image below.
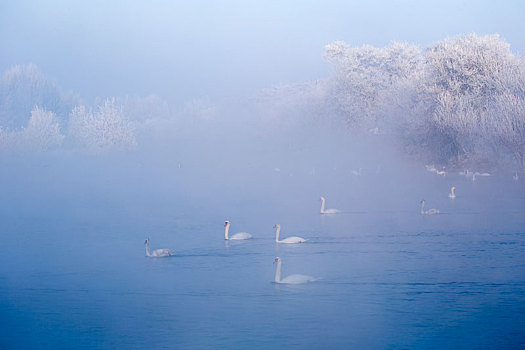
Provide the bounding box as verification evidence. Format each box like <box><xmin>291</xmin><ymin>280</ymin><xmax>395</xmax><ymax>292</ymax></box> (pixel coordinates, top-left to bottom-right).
<box><xmin>0</xmin><ymin>159</ymin><xmax>524</xmax><ymax>349</ymax></box>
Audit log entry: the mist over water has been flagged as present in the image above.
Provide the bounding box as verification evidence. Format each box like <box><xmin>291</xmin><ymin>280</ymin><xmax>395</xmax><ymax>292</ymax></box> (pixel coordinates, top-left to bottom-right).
<box><xmin>2</xmin><ymin>1</ymin><xmax>525</xmax><ymax>348</ymax></box>
<box><xmin>1</xmin><ymin>117</ymin><xmax>524</xmax><ymax>348</ymax></box>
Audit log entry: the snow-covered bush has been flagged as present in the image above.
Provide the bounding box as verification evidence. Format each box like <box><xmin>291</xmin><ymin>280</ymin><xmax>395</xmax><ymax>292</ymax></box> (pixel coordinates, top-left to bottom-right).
<box><xmin>67</xmin><ymin>98</ymin><xmax>136</xmax><ymax>153</ymax></box>
<box><xmin>0</xmin><ymin>106</ymin><xmax>64</xmax><ymax>153</ymax></box>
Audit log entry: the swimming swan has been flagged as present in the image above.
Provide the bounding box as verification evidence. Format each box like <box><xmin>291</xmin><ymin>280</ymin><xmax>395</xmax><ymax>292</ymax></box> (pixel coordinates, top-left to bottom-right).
<box><xmin>144</xmin><ymin>238</ymin><xmax>173</xmax><ymax>257</ymax></box>
<box><xmin>320</xmin><ymin>197</ymin><xmax>340</xmax><ymax>214</ymax></box>
<box><xmin>471</xmin><ymin>171</ymin><xmax>491</xmax><ymax>182</ymax></box>
<box><xmin>420</xmin><ymin>200</ymin><xmax>440</xmax><ymax>215</ymax></box>
<box><xmin>426</xmin><ymin>165</ymin><xmax>446</xmax><ymax>176</ymax></box>
<box><xmin>274</xmin><ymin>224</ymin><xmax>306</xmax><ymax>244</ymax></box>
<box><xmin>224</xmin><ymin>221</ymin><xmax>252</xmax><ymax>240</ymax></box>
<box><xmin>448</xmin><ymin>186</ymin><xmax>456</xmax><ymax>199</ymax></box>
<box><xmin>273</xmin><ymin>257</ymin><xmax>315</xmax><ymax>284</ymax></box>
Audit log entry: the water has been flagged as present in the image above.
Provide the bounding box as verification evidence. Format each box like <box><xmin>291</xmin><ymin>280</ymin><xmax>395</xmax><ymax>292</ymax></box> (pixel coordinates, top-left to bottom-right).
<box><xmin>1</xmin><ymin>156</ymin><xmax>524</xmax><ymax>349</ymax></box>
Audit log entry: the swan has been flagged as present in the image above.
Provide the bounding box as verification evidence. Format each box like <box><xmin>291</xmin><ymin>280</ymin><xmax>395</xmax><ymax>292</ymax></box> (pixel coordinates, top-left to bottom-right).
<box><xmin>274</xmin><ymin>224</ymin><xmax>306</xmax><ymax>244</ymax></box>
<box><xmin>514</xmin><ymin>172</ymin><xmax>519</xmax><ymax>181</ymax></box>
<box><xmin>351</xmin><ymin>168</ymin><xmax>362</xmax><ymax>176</ymax></box>
<box><xmin>320</xmin><ymin>197</ymin><xmax>340</xmax><ymax>214</ymax></box>
<box><xmin>470</xmin><ymin>171</ymin><xmax>490</xmax><ymax>182</ymax></box>
<box><xmin>426</xmin><ymin>165</ymin><xmax>446</xmax><ymax>176</ymax></box>
<box><xmin>273</xmin><ymin>257</ymin><xmax>315</xmax><ymax>284</ymax></box>
<box><xmin>436</xmin><ymin>167</ymin><xmax>447</xmax><ymax>176</ymax></box>
<box><xmin>224</xmin><ymin>221</ymin><xmax>252</xmax><ymax>240</ymax></box>
<box><xmin>420</xmin><ymin>200</ymin><xmax>440</xmax><ymax>215</ymax></box>
<box><xmin>144</xmin><ymin>238</ymin><xmax>173</xmax><ymax>257</ymax></box>
<box><xmin>448</xmin><ymin>186</ymin><xmax>456</xmax><ymax>199</ymax></box>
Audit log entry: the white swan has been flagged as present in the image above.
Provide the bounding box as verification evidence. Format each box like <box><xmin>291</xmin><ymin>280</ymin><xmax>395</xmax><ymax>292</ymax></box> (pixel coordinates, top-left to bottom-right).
<box><xmin>224</xmin><ymin>221</ymin><xmax>252</xmax><ymax>240</ymax></box>
<box><xmin>426</xmin><ymin>165</ymin><xmax>446</xmax><ymax>176</ymax></box>
<box><xmin>273</xmin><ymin>257</ymin><xmax>315</xmax><ymax>284</ymax></box>
<box><xmin>420</xmin><ymin>200</ymin><xmax>440</xmax><ymax>215</ymax></box>
<box><xmin>514</xmin><ymin>172</ymin><xmax>519</xmax><ymax>181</ymax></box>
<box><xmin>436</xmin><ymin>167</ymin><xmax>447</xmax><ymax>176</ymax></box>
<box><xmin>274</xmin><ymin>224</ymin><xmax>306</xmax><ymax>244</ymax></box>
<box><xmin>144</xmin><ymin>238</ymin><xmax>173</xmax><ymax>257</ymax></box>
<box><xmin>448</xmin><ymin>186</ymin><xmax>456</xmax><ymax>199</ymax></box>
<box><xmin>471</xmin><ymin>171</ymin><xmax>490</xmax><ymax>182</ymax></box>
<box><xmin>320</xmin><ymin>197</ymin><xmax>340</xmax><ymax>214</ymax></box>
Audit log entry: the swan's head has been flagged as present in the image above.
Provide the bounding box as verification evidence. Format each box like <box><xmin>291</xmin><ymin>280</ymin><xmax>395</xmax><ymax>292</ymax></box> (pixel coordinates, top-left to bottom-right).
<box><xmin>144</xmin><ymin>238</ymin><xmax>149</xmax><ymax>244</ymax></box>
<box><xmin>273</xmin><ymin>224</ymin><xmax>280</xmax><ymax>229</ymax></box>
<box><xmin>224</xmin><ymin>221</ymin><xmax>230</xmax><ymax>227</ymax></box>
<box><xmin>320</xmin><ymin>196</ymin><xmax>325</xmax><ymax>201</ymax></box>
<box><xmin>420</xmin><ymin>199</ymin><xmax>425</xmax><ymax>204</ymax></box>
<box><xmin>273</xmin><ymin>257</ymin><xmax>281</xmax><ymax>264</ymax></box>
<box><xmin>451</xmin><ymin>186</ymin><xmax>456</xmax><ymax>191</ymax></box>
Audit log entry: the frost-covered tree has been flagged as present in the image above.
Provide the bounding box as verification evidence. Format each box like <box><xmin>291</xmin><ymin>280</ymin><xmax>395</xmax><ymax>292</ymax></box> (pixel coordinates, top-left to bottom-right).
<box><xmin>324</xmin><ymin>41</ymin><xmax>422</xmax><ymax>129</ymax></box>
<box><xmin>416</xmin><ymin>34</ymin><xmax>525</xmax><ymax>165</ymax></box>
<box><xmin>22</xmin><ymin>106</ymin><xmax>64</xmax><ymax>151</ymax></box>
<box><xmin>67</xmin><ymin>98</ymin><xmax>136</xmax><ymax>153</ymax></box>
<box><xmin>0</xmin><ymin>106</ymin><xmax>64</xmax><ymax>153</ymax></box>
<box><xmin>489</xmin><ymin>92</ymin><xmax>525</xmax><ymax>170</ymax></box>
<box><xmin>0</xmin><ymin>64</ymin><xmax>79</xmax><ymax>129</ymax></box>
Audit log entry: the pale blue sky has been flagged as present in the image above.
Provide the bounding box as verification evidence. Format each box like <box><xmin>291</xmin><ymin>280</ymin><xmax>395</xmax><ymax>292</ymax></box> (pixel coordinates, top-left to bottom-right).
<box><xmin>1</xmin><ymin>0</ymin><xmax>524</xmax><ymax>103</ymax></box>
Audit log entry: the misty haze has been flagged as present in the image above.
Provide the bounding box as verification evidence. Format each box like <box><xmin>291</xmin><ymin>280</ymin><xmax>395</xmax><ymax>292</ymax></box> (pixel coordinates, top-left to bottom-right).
<box><xmin>1</xmin><ymin>1</ymin><xmax>524</xmax><ymax>349</ymax></box>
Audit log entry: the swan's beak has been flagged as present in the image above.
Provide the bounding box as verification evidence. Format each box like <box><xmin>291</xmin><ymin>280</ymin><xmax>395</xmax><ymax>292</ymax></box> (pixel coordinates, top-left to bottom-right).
<box><xmin>273</xmin><ymin>258</ymin><xmax>279</xmax><ymax>264</ymax></box>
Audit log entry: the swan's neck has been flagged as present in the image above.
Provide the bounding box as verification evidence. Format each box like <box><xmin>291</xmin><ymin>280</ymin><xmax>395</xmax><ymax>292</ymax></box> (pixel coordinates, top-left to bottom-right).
<box><xmin>275</xmin><ymin>260</ymin><xmax>282</xmax><ymax>282</ymax></box>
<box><xmin>275</xmin><ymin>226</ymin><xmax>281</xmax><ymax>242</ymax></box>
<box><xmin>320</xmin><ymin>198</ymin><xmax>325</xmax><ymax>213</ymax></box>
<box><xmin>224</xmin><ymin>224</ymin><xmax>230</xmax><ymax>240</ymax></box>
<box><xmin>421</xmin><ymin>201</ymin><xmax>425</xmax><ymax>214</ymax></box>
<box><xmin>451</xmin><ymin>188</ymin><xmax>455</xmax><ymax>196</ymax></box>
<box><xmin>145</xmin><ymin>241</ymin><xmax>151</xmax><ymax>257</ymax></box>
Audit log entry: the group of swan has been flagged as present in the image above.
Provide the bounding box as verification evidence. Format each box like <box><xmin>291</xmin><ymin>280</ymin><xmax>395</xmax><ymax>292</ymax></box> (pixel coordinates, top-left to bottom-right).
<box><xmin>223</xmin><ymin>221</ymin><xmax>307</xmax><ymax>243</ymax></box>
<box><xmin>144</xmin><ymin>238</ymin><xmax>315</xmax><ymax>284</ymax></box>
<box><xmin>460</xmin><ymin>169</ymin><xmax>491</xmax><ymax>181</ymax></box>
<box><xmin>421</xmin><ymin>185</ymin><xmax>458</xmax><ymax>215</ymax></box>
<box><xmin>145</xmin><ymin>197</ymin><xmax>332</xmax><ymax>284</ymax></box>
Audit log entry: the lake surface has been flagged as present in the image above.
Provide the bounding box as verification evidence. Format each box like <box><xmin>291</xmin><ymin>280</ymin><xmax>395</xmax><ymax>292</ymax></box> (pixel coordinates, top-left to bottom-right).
<box><xmin>1</xmin><ymin>156</ymin><xmax>524</xmax><ymax>349</ymax></box>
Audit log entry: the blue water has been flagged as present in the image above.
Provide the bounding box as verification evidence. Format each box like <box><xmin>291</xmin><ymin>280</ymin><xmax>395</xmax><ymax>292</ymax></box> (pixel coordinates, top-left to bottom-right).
<box><xmin>1</xmin><ymin>156</ymin><xmax>524</xmax><ymax>349</ymax></box>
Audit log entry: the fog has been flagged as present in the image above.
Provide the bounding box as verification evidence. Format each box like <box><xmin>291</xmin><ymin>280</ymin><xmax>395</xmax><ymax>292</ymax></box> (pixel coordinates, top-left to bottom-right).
<box><xmin>1</xmin><ymin>1</ymin><xmax>525</xmax><ymax>349</ymax></box>
<box><xmin>2</xmin><ymin>1</ymin><xmax>525</xmax><ymax>102</ymax></box>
